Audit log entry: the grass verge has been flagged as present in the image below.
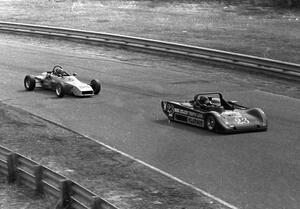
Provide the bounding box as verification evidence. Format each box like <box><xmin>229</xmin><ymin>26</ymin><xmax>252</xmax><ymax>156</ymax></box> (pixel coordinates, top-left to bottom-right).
<box><xmin>0</xmin><ymin>175</ymin><xmax>55</xmax><ymax>209</ymax></box>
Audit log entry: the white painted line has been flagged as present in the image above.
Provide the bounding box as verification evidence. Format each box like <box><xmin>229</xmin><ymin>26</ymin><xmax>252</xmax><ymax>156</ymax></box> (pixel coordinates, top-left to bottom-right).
<box><xmin>83</xmin><ymin>134</ymin><xmax>239</xmax><ymax>209</ymax></box>
<box><xmin>254</xmin><ymin>89</ymin><xmax>300</xmax><ymax>101</ymax></box>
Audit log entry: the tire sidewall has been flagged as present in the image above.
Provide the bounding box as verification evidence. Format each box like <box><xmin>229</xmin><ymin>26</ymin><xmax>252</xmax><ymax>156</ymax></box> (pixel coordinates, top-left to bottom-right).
<box><xmin>55</xmin><ymin>83</ymin><xmax>65</xmax><ymax>97</ymax></box>
<box><xmin>205</xmin><ymin>115</ymin><xmax>216</xmax><ymax>131</ymax></box>
<box><xmin>90</xmin><ymin>79</ymin><xmax>101</xmax><ymax>95</ymax></box>
<box><xmin>24</xmin><ymin>75</ymin><xmax>36</xmax><ymax>91</ymax></box>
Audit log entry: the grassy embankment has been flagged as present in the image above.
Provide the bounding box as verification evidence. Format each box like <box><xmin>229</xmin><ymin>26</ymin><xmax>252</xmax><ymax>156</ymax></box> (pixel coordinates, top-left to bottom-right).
<box><xmin>202</xmin><ymin>0</ymin><xmax>300</xmax><ymax>7</ymax></box>
<box><xmin>0</xmin><ymin>0</ymin><xmax>299</xmax><ymax>63</ymax></box>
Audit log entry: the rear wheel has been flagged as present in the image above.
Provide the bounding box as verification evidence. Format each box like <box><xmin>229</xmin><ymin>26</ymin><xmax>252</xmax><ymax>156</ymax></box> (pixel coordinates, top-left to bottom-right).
<box><xmin>205</xmin><ymin>115</ymin><xmax>216</xmax><ymax>131</ymax></box>
<box><xmin>55</xmin><ymin>83</ymin><xmax>65</xmax><ymax>98</ymax></box>
<box><xmin>24</xmin><ymin>75</ymin><xmax>36</xmax><ymax>91</ymax></box>
<box><xmin>90</xmin><ymin>79</ymin><xmax>101</xmax><ymax>95</ymax></box>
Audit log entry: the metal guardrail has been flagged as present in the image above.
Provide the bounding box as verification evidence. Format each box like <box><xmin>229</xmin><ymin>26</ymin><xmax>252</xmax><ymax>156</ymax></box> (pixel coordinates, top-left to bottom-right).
<box><xmin>0</xmin><ymin>21</ymin><xmax>299</xmax><ymax>79</ymax></box>
<box><xmin>0</xmin><ymin>145</ymin><xmax>118</xmax><ymax>209</ymax></box>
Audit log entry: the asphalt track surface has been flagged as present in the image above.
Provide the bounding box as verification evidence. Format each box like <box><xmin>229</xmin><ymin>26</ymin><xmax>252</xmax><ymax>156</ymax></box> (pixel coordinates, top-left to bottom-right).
<box><xmin>0</xmin><ymin>36</ymin><xmax>299</xmax><ymax>209</ymax></box>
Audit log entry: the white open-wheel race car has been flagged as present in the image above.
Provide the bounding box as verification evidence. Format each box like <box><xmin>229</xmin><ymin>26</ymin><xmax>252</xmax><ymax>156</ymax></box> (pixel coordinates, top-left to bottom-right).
<box><xmin>24</xmin><ymin>65</ymin><xmax>101</xmax><ymax>97</ymax></box>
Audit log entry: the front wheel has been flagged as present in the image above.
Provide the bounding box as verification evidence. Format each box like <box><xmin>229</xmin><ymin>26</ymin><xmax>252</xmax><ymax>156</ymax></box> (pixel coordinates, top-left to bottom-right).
<box><xmin>55</xmin><ymin>83</ymin><xmax>65</xmax><ymax>98</ymax></box>
<box><xmin>24</xmin><ymin>75</ymin><xmax>36</xmax><ymax>91</ymax></box>
<box><xmin>205</xmin><ymin>115</ymin><xmax>216</xmax><ymax>131</ymax></box>
<box><xmin>90</xmin><ymin>79</ymin><xmax>101</xmax><ymax>95</ymax></box>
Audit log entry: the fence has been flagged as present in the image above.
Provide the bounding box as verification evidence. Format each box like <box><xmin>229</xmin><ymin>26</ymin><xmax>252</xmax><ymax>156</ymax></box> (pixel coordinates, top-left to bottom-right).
<box><xmin>0</xmin><ymin>145</ymin><xmax>118</xmax><ymax>209</ymax></box>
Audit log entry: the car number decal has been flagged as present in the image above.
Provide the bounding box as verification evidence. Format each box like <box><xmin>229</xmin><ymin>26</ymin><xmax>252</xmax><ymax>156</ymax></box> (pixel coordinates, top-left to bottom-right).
<box><xmin>235</xmin><ymin>117</ymin><xmax>250</xmax><ymax>124</ymax></box>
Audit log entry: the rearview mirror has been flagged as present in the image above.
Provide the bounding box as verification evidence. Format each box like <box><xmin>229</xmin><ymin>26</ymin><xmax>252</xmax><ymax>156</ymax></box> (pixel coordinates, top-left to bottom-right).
<box><xmin>73</xmin><ymin>73</ymin><xmax>77</xmax><ymax>76</ymax></box>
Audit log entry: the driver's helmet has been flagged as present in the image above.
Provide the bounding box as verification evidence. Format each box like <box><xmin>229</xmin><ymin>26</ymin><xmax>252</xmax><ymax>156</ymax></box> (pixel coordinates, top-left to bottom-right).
<box><xmin>199</xmin><ymin>96</ymin><xmax>211</xmax><ymax>105</ymax></box>
<box><xmin>55</xmin><ymin>68</ymin><xmax>64</xmax><ymax>76</ymax></box>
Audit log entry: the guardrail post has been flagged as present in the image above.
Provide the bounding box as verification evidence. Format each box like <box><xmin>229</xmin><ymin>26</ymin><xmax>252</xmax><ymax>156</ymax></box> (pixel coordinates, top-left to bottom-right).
<box><xmin>58</xmin><ymin>179</ymin><xmax>72</xmax><ymax>209</ymax></box>
<box><xmin>91</xmin><ymin>197</ymin><xmax>116</xmax><ymax>209</ymax></box>
<box><xmin>33</xmin><ymin>165</ymin><xmax>43</xmax><ymax>195</ymax></box>
<box><xmin>7</xmin><ymin>153</ymin><xmax>17</xmax><ymax>183</ymax></box>
<box><xmin>91</xmin><ymin>196</ymin><xmax>102</xmax><ymax>209</ymax></box>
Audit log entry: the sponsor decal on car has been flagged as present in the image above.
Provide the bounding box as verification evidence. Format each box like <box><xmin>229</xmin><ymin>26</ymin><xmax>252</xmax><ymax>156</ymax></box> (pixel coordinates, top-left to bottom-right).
<box><xmin>174</xmin><ymin>108</ymin><xmax>203</xmax><ymax>119</ymax></box>
<box><xmin>174</xmin><ymin>113</ymin><xmax>204</xmax><ymax>127</ymax></box>
<box><xmin>187</xmin><ymin>116</ymin><xmax>204</xmax><ymax>127</ymax></box>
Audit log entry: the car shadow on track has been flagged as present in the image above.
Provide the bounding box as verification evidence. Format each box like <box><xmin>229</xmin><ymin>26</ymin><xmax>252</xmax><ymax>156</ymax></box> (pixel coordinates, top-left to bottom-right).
<box><xmin>19</xmin><ymin>88</ymin><xmax>94</xmax><ymax>99</ymax></box>
<box><xmin>154</xmin><ymin>118</ymin><xmax>256</xmax><ymax>136</ymax></box>
<box><xmin>19</xmin><ymin>88</ymin><xmax>59</xmax><ymax>98</ymax></box>
<box><xmin>153</xmin><ymin>118</ymin><xmax>216</xmax><ymax>136</ymax></box>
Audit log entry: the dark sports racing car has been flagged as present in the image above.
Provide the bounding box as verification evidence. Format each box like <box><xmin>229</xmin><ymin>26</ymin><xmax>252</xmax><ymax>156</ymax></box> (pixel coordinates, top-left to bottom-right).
<box><xmin>161</xmin><ymin>92</ymin><xmax>268</xmax><ymax>133</ymax></box>
<box><xmin>24</xmin><ymin>65</ymin><xmax>101</xmax><ymax>97</ymax></box>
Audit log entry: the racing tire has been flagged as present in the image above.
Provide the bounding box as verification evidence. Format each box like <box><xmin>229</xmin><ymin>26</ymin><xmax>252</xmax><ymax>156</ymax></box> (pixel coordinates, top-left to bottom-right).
<box><xmin>90</xmin><ymin>79</ymin><xmax>101</xmax><ymax>95</ymax></box>
<box><xmin>205</xmin><ymin>115</ymin><xmax>216</xmax><ymax>131</ymax></box>
<box><xmin>24</xmin><ymin>75</ymin><xmax>36</xmax><ymax>91</ymax></box>
<box><xmin>166</xmin><ymin>103</ymin><xmax>175</xmax><ymax>121</ymax></box>
<box><xmin>55</xmin><ymin>83</ymin><xmax>65</xmax><ymax>98</ymax></box>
